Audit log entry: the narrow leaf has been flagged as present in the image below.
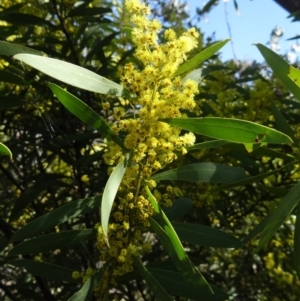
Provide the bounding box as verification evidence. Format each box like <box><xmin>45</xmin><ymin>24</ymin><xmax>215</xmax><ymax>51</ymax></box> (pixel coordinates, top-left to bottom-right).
<box><xmin>49</xmin><ymin>83</ymin><xmax>126</xmax><ymax>150</ymax></box>
<box><xmin>8</xmin><ymin>259</ymin><xmax>78</xmax><ymax>282</ymax></box>
<box><xmin>0</xmin><ymin>70</ymin><xmax>24</xmax><ymax>85</ymax></box>
<box><xmin>0</xmin><ymin>142</ymin><xmax>12</xmax><ymax>159</ymax></box>
<box><xmin>0</xmin><ymin>41</ymin><xmax>46</xmax><ymax>56</ymax></box>
<box><xmin>255</xmin><ymin>43</ymin><xmax>300</xmax><ymax>101</ymax></box>
<box><xmin>174</xmin><ymin>39</ymin><xmax>230</xmax><ymax>76</ymax></box>
<box><xmin>257</xmin><ymin>181</ymin><xmax>300</xmax><ymax>251</ymax></box>
<box><xmin>149</xmin><ymin>217</ymin><xmax>211</xmax><ymax>292</ymax></box>
<box><xmin>270</xmin><ymin>99</ymin><xmax>294</xmax><ymax>140</ymax></box>
<box><xmin>163</xmin><ymin>197</ymin><xmax>193</xmax><ymax>221</ymax></box>
<box><xmin>10</xmin><ymin>230</ymin><xmax>96</xmax><ymax>255</ymax></box>
<box><xmin>101</xmin><ymin>157</ymin><xmax>128</xmax><ymax>241</ymax></box>
<box><xmin>14</xmin><ymin>54</ymin><xmax>124</xmax><ymax>96</ymax></box>
<box><xmin>186</xmin><ymin>140</ymin><xmax>228</xmax><ymax>151</ymax></box>
<box><xmin>182</xmin><ymin>68</ymin><xmax>210</xmax><ymax>84</ymax></box>
<box><xmin>294</xmin><ymin>206</ymin><xmax>300</xmax><ymax>279</ymax></box>
<box><xmin>148</xmin><ymin>268</ymin><xmax>228</xmax><ymax>301</ymax></box>
<box><xmin>151</xmin><ymin>163</ymin><xmax>248</xmax><ymax>183</ymax></box>
<box><xmin>173</xmin><ymin>222</ymin><xmax>243</xmax><ymax>248</ymax></box>
<box><xmin>146</xmin><ymin>186</ymin><xmax>212</xmax><ymax>292</ymax></box>
<box><xmin>222</xmin><ymin>161</ymin><xmax>298</xmax><ymax>190</ymax></box>
<box><xmin>11</xmin><ymin>196</ymin><xmax>101</xmax><ymax>242</ymax></box>
<box><xmin>133</xmin><ymin>256</ymin><xmax>173</xmax><ymax>301</ymax></box>
<box><xmin>252</xmin><ymin>147</ymin><xmax>294</xmax><ymax>162</ymax></box>
<box><xmin>162</xmin><ymin>117</ymin><xmax>293</xmax><ymax>145</ymax></box>
<box><xmin>2</xmin><ymin>12</ymin><xmax>55</xmax><ymax>28</ymax></box>
<box><xmin>200</xmin><ymin>0</ymin><xmax>219</xmax><ymax>15</ymax></box>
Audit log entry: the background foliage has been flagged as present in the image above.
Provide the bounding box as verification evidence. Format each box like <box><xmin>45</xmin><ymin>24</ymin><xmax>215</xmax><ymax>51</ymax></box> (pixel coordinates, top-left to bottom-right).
<box><xmin>1</xmin><ymin>0</ymin><xmax>300</xmax><ymax>300</ymax></box>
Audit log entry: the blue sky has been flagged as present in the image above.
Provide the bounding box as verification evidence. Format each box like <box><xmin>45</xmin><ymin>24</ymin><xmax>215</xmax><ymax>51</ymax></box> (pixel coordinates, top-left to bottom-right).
<box><xmin>186</xmin><ymin>0</ymin><xmax>300</xmax><ymax>62</ymax></box>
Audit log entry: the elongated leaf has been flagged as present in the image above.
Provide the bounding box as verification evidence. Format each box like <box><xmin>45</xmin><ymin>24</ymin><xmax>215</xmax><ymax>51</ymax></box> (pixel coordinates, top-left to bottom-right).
<box><xmin>174</xmin><ymin>39</ymin><xmax>230</xmax><ymax>76</ymax></box>
<box><xmin>101</xmin><ymin>157</ymin><xmax>128</xmax><ymax>241</ymax></box>
<box><xmin>14</xmin><ymin>54</ymin><xmax>124</xmax><ymax>96</ymax></box>
<box><xmin>257</xmin><ymin>181</ymin><xmax>300</xmax><ymax>251</ymax></box>
<box><xmin>133</xmin><ymin>256</ymin><xmax>173</xmax><ymax>301</ymax></box>
<box><xmin>10</xmin><ymin>229</ymin><xmax>96</xmax><ymax>255</ymax></box>
<box><xmin>270</xmin><ymin>99</ymin><xmax>294</xmax><ymax>140</ymax></box>
<box><xmin>186</xmin><ymin>140</ymin><xmax>228</xmax><ymax>151</ymax></box>
<box><xmin>11</xmin><ymin>196</ymin><xmax>101</xmax><ymax>242</ymax></box>
<box><xmin>182</xmin><ymin>68</ymin><xmax>210</xmax><ymax>84</ymax></box>
<box><xmin>200</xmin><ymin>0</ymin><xmax>219</xmax><ymax>15</ymax></box>
<box><xmin>49</xmin><ymin>83</ymin><xmax>126</xmax><ymax>150</ymax></box>
<box><xmin>68</xmin><ymin>260</ymin><xmax>111</xmax><ymax>301</ymax></box>
<box><xmin>255</xmin><ymin>44</ymin><xmax>300</xmax><ymax>101</ymax></box>
<box><xmin>252</xmin><ymin>147</ymin><xmax>294</xmax><ymax>162</ymax></box>
<box><xmin>151</xmin><ymin>163</ymin><xmax>248</xmax><ymax>183</ymax></box>
<box><xmin>2</xmin><ymin>12</ymin><xmax>55</xmax><ymax>28</ymax></box>
<box><xmin>294</xmin><ymin>206</ymin><xmax>300</xmax><ymax>279</ymax></box>
<box><xmin>0</xmin><ymin>41</ymin><xmax>46</xmax><ymax>56</ymax></box>
<box><xmin>0</xmin><ymin>142</ymin><xmax>12</xmax><ymax>159</ymax></box>
<box><xmin>146</xmin><ymin>187</ymin><xmax>212</xmax><ymax>292</ymax></box>
<box><xmin>149</xmin><ymin>217</ymin><xmax>212</xmax><ymax>292</ymax></box>
<box><xmin>163</xmin><ymin>197</ymin><xmax>193</xmax><ymax>221</ymax></box>
<box><xmin>68</xmin><ymin>7</ymin><xmax>111</xmax><ymax>17</ymax></box>
<box><xmin>162</xmin><ymin>118</ymin><xmax>293</xmax><ymax>144</ymax></box>
<box><xmin>8</xmin><ymin>259</ymin><xmax>78</xmax><ymax>283</ymax></box>
<box><xmin>0</xmin><ymin>70</ymin><xmax>24</xmax><ymax>85</ymax></box>
<box><xmin>222</xmin><ymin>161</ymin><xmax>298</xmax><ymax>190</ymax></box>
<box><xmin>173</xmin><ymin>222</ymin><xmax>243</xmax><ymax>248</ymax></box>
<box><xmin>148</xmin><ymin>268</ymin><xmax>228</xmax><ymax>301</ymax></box>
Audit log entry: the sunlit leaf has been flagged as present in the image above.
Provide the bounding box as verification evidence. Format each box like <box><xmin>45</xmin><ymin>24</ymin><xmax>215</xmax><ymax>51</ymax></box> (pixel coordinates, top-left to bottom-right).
<box><xmin>257</xmin><ymin>181</ymin><xmax>300</xmax><ymax>251</ymax></box>
<box><xmin>174</xmin><ymin>39</ymin><xmax>230</xmax><ymax>76</ymax></box>
<box><xmin>146</xmin><ymin>186</ymin><xmax>212</xmax><ymax>292</ymax></box>
<box><xmin>162</xmin><ymin>117</ymin><xmax>293</xmax><ymax>144</ymax></box>
<box><xmin>11</xmin><ymin>196</ymin><xmax>101</xmax><ymax>242</ymax></box>
<box><xmin>10</xmin><ymin>230</ymin><xmax>96</xmax><ymax>255</ymax></box>
<box><xmin>14</xmin><ymin>54</ymin><xmax>124</xmax><ymax>96</ymax></box>
<box><xmin>255</xmin><ymin>43</ymin><xmax>300</xmax><ymax>101</ymax></box>
<box><xmin>0</xmin><ymin>142</ymin><xmax>12</xmax><ymax>159</ymax></box>
<box><xmin>182</xmin><ymin>68</ymin><xmax>210</xmax><ymax>84</ymax></box>
<box><xmin>151</xmin><ymin>163</ymin><xmax>248</xmax><ymax>183</ymax></box>
<box><xmin>8</xmin><ymin>259</ymin><xmax>78</xmax><ymax>282</ymax></box>
<box><xmin>132</xmin><ymin>256</ymin><xmax>173</xmax><ymax>301</ymax></box>
<box><xmin>101</xmin><ymin>156</ymin><xmax>129</xmax><ymax>242</ymax></box>
<box><xmin>0</xmin><ymin>41</ymin><xmax>46</xmax><ymax>56</ymax></box>
<box><xmin>49</xmin><ymin>83</ymin><xmax>126</xmax><ymax>150</ymax></box>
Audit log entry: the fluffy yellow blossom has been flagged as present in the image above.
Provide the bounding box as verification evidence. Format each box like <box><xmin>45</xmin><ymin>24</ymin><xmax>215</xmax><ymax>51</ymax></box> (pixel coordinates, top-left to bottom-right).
<box><xmin>95</xmin><ymin>0</ymin><xmax>200</xmax><ymax>297</ymax></box>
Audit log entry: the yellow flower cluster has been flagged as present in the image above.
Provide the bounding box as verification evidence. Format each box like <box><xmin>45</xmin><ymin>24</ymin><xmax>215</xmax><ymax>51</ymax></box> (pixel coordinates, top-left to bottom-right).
<box><xmin>96</xmin><ymin>0</ymin><xmax>200</xmax><ymax>296</ymax></box>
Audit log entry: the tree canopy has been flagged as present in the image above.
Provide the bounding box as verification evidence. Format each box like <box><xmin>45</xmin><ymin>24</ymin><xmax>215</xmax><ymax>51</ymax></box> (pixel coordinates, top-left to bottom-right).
<box><xmin>1</xmin><ymin>0</ymin><xmax>300</xmax><ymax>300</ymax></box>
